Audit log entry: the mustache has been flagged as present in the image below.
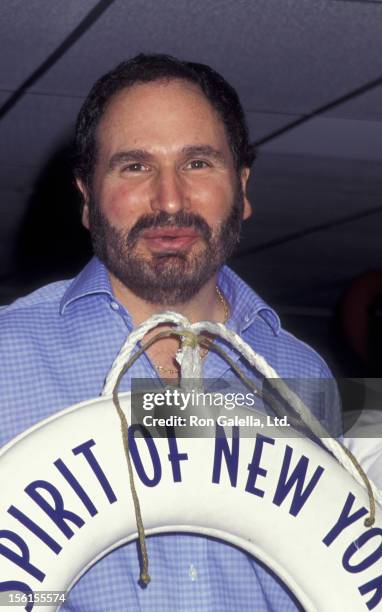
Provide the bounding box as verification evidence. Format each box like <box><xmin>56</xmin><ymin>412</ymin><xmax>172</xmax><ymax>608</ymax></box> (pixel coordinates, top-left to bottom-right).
<box><xmin>126</xmin><ymin>211</ymin><xmax>212</xmax><ymax>245</ymax></box>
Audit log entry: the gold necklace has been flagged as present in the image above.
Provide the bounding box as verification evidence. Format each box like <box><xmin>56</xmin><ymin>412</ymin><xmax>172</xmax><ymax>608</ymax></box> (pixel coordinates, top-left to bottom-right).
<box><xmin>154</xmin><ymin>285</ymin><xmax>230</xmax><ymax>375</ymax></box>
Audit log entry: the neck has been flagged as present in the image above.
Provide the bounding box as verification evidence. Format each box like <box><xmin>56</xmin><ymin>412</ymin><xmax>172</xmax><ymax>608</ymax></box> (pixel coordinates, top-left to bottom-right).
<box><xmin>109</xmin><ymin>273</ymin><xmax>226</xmax><ymax>327</ymax></box>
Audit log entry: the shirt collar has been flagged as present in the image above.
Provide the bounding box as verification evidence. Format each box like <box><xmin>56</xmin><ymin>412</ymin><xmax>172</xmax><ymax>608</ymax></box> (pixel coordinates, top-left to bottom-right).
<box><xmin>218</xmin><ymin>266</ymin><xmax>281</xmax><ymax>336</ymax></box>
<box><xmin>60</xmin><ymin>257</ymin><xmax>113</xmax><ymax>314</ymax></box>
<box><xmin>60</xmin><ymin>257</ymin><xmax>280</xmax><ymax>336</ymax></box>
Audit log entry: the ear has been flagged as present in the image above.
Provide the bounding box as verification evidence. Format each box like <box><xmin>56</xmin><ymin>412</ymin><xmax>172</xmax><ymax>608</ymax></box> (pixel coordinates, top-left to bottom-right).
<box><xmin>76</xmin><ymin>178</ymin><xmax>90</xmax><ymax>230</ymax></box>
<box><xmin>240</xmin><ymin>167</ymin><xmax>252</xmax><ymax>220</ymax></box>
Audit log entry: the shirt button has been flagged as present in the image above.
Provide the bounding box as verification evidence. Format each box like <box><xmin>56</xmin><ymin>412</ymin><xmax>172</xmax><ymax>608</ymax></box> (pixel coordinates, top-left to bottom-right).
<box><xmin>110</xmin><ymin>301</ymin><xmax>120</xmax><ymax>311</ymax></box>
<box><xmin>189</xmin><ymin>564</ymin><xmax>198</xmax><ymax>581</ymax></box>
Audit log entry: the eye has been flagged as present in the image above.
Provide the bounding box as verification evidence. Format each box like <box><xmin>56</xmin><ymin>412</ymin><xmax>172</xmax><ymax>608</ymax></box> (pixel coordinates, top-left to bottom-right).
<box><xmin>122</xmin><ymin>162</ymin><xmax>149</xmax><ymax>172</ymax></box>
<box><xmin>185</xmin><ymin>159</ymin><xmax>211</xmax><ymax>170</ymax></box>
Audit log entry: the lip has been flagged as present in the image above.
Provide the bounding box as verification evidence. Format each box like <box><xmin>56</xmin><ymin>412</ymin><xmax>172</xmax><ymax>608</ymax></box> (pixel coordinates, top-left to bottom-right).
<box><xmin>142</xmin><ymin>228</ymin><xmax>199</xmax><ymax>238</ymax></box>
<box><xmin>142</xmin><ymin>228</ymin><xmax>200</xmax><ymax>251</ymax></box>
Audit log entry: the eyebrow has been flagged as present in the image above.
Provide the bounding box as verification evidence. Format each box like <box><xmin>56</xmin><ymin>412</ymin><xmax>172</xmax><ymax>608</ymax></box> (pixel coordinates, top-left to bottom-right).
<box><xmin>108</xmin><ymin>149</ymin><xmax>154</xmax><ymax>170</ymax></box>
<box><xmin>180</xmin><ymin>145</ymin><xmax>227</xmax><ymax>165</ymax></box>
<box><xmin>108</xmin><ymin>144</ymin><xmax>227</xmax><ymax>170</ymax></box>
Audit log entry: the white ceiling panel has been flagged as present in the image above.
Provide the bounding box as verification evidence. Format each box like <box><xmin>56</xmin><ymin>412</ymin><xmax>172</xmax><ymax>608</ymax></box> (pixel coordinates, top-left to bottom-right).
<box><xmin>27</xmin><ymin>0</ymin><xmax>382</xmax><ymax>116</ymax></box>
<box><xmin>0</xmin><ymin>1</ymin><xmax>96</xmax><ymax>90</ymax></box>
<box><xmin>259</xmin><ymin>116</ymin><xmax>382</xmax><ymax>161</ymax></box>
<box><xmin>0</xmin><ymin>92</ymin><xmax>82</xmax><ymax>167</ymax></box>
<box><xmin>240</xmin><ymin>153</ymin><xmax>382</xmax><ymax>244</ymax></box>
<box><xmin>327</xmin><ymin>84</ymin><xmax>382</xmax><ymax>121</ymax></box>
<box><xmin>234</xmin><ymin>151</ymin><xmax>382</xmax><ymax>307</ymax></box>
<box><xmin>247</xmin><ymin>111</ymin><xmax>299</xmax><ymax>142</ymax></box>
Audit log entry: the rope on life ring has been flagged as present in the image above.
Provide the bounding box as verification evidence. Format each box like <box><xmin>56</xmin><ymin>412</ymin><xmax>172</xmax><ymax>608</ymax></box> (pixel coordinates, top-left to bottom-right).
<box><xmin>0</xmin><ymin>312</ymin><xmax>381</xmax><ymax>611</ymax></box>
<box><xmin>103</xmin><ymin>312</ymin><xmax>382</xmax><ymax>528</ymax></box>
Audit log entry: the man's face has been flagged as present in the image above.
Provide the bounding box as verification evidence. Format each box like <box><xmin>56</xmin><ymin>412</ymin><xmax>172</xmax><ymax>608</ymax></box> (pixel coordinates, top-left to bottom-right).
<box><xmin>78</xmin><ymin>79</ymin><xmax>251</xmax><ymax>305</ymax></box>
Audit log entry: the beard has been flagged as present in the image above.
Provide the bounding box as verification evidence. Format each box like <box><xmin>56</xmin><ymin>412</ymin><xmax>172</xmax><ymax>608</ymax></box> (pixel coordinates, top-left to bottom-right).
<box><xmin>87</xmin><ymin>188</ymin><xmax>244</xmax><ymax>306</ymax></box>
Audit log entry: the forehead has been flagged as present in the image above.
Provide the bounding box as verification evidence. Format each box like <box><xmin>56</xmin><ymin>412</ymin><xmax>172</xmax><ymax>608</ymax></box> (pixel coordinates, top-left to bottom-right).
<box><xmin>95</xmin><ymin>78</ymin><xmax>231</xmax><ymax>158</ymax></box>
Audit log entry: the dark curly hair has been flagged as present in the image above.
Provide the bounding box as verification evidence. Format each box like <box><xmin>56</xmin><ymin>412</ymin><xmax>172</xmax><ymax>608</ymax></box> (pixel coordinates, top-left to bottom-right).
<box><xmin>74</xmin><ymin>53</ymin><xmax>255</xmax><ymax>186</ymax></box>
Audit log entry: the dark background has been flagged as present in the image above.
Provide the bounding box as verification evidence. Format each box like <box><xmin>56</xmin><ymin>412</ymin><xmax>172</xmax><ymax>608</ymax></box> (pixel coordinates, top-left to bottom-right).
<box><xmin>1</xmin><ymin>0</ymin><xmax>382</xmax><ymax>377</ymax></box>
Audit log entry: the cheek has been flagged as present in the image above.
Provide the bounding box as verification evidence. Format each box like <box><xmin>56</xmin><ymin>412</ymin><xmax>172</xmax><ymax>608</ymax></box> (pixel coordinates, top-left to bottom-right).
<box><xmin>192</xmin><ymin>180</ymin><xmax>234</xmax><ymax>220</ymax></box>
<box><xmin>98</xmin><ymin>183</ymin><xmax>143</xmax><ymax>226</ymax></box>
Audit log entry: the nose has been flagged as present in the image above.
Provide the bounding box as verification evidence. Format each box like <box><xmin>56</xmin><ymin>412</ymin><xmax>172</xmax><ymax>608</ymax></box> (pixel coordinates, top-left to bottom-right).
<box><xmin>150</xmin><ymin>168</ymin><xmax>188</xmax><ymax>214</ymax></box>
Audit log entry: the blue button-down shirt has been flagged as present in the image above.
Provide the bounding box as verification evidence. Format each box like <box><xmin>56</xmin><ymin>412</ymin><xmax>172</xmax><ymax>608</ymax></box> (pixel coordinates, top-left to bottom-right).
<box><xmin>0</xmin><ymin>257</ymin><xmax>340</xmax><ymax>611</ymax></box>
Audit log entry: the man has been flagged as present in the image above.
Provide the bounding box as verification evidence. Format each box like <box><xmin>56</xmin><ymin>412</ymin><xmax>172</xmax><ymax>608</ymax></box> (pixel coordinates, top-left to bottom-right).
<box><xmin>0</xmin><ymin>54</ymin><xmax>340</xmax><ymax>611</ymax></box>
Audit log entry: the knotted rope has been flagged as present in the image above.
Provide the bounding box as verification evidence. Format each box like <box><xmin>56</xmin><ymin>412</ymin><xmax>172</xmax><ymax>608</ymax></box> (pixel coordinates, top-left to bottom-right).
<box><xmin>102</xmin><ymin>311</ymin><xmax>381</xmax><ymax>583</ymax></box>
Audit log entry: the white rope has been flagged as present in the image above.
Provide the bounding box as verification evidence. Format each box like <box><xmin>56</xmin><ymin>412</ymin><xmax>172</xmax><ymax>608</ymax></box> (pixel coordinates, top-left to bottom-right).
<box><xmin>102</xmin><ymin>312</ymin><xmax>382</xmax><ymax>507</ymax></box>
<box><xmin>102</xmin><ymin>311</ymin><xmax>203</xmax><ymax>396</ymax></box>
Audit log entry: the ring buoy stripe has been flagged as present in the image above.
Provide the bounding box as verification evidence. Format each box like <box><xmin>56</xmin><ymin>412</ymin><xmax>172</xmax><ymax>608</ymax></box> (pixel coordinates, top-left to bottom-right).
<box><xmin>1</xmin><ymin>394</ymin><xmax>382</xmax><ymax>611</ymax></box>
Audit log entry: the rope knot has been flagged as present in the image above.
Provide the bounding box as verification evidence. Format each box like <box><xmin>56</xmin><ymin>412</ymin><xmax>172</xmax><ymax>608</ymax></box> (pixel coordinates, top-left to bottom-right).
<box><xmin>180</xmin><ymin>329</ymin><xmax>200</xmax><ymax>349</ymax></box>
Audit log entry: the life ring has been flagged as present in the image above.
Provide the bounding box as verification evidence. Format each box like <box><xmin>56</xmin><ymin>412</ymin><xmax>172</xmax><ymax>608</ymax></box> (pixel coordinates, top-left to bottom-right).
<box><xmin>1</xmin><ymin>312</ymin><xmax>382</xmax><ymax>611</ymax></box>
<box><xmin>345</xmin><ymin>408</ymin><xmax>382</xmax><ymax>490</ymax></box>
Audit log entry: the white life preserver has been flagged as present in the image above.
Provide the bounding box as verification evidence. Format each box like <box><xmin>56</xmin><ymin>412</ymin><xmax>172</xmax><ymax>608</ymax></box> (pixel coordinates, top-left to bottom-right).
<box><xmin>1</xmin><ymin>395</ymin><xmax>382</xmax><ymax>612</ymax></box>
<box><xmin>345</xmin><ymin>409</ymin><xmax>382</xmax><ymax>490</ymax></box>
<box><xmin>1</xmin><ymin>311</ymin><xmax>382</xmax><ymax>611</ymax></box>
